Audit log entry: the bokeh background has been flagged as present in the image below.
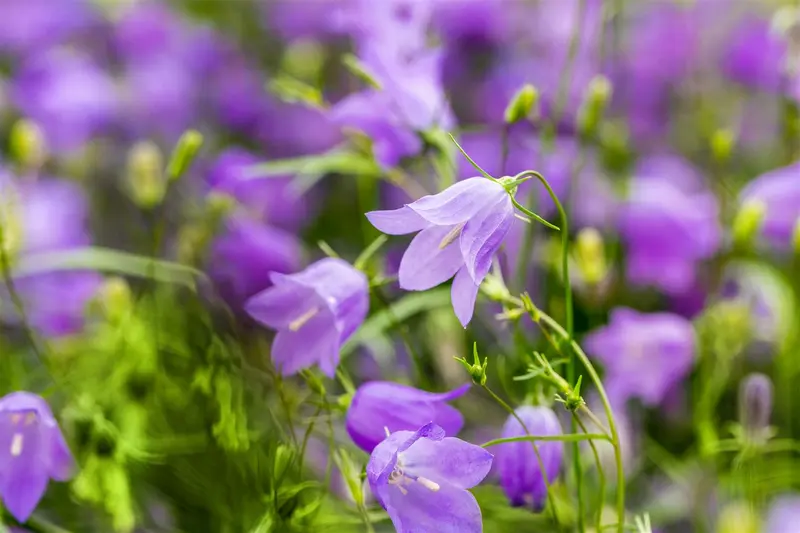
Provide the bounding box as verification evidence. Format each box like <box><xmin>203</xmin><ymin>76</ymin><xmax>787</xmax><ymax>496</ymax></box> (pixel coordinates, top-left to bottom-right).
<box><xmin>0</xmin><ymin>0</ymin><xmax>799</xmax><ymax>532</ymax></box>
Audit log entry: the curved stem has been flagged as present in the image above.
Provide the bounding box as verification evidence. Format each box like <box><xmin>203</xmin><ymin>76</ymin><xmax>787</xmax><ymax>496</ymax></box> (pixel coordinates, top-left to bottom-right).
<box><xmin>481</xmin><ymin>384</ymin><xmax>561</xmax><ymax>528</ymax></box>
<box><xmin>482</xmin><ymin>432</ymin><xmax>610</xmax><ymax>448</ymax></box>
<box><xmin>576</xmin><ymin>413</ymin><xmax>607</xmax><ymax>533</ymax></box>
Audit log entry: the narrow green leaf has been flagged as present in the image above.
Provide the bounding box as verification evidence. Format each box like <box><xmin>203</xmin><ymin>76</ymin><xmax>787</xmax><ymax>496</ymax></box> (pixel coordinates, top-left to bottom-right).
<box><xmin>342</xmin><ymin>54</ymin><xmax>383</xmax><ymax>90</ymax></box>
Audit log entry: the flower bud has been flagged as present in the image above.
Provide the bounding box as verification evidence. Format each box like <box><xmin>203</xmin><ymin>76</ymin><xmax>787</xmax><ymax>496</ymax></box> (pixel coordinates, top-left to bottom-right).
<box><xmin>496</xmin><ymin>406</ymin><xmax>564</xmax><ymax>510</ymax></box>
<box><xmin>10</xmin><ymin>119</ymin><xmax>46</xmax><ymax>173</ymax></box>
<box><xmin>97</xmin><ymin>277</ymin><xmax>133</xmax><ymax>323</ymax></box>
<box><xmin>732</xmin><ymin>200</ymin><xmax>765</xmax><ymax>249</ymax></box>
<box><xmin>504</xmin><ymin>84</ymin><xmax>539</xmax><ymax>125</ymax></box>
<box><xmin>126</xmin><ymin>141</ymin><xmax>165</xmax><ymax>209</ymax></box>
<box><xmin>480</xmin><ymin>272</ymin><xmax>512</xmax><ymax>303</ymax></box>
<box><xmin>166</xmin><ymin>130</ymin><xmax>203</xmax><ymax>182</ymax></box>
<box><xmin>710</xmin><ymin>128</ymin><xmax>736</xmax><ymax>163</ymax></box>
<box><xmin>739</xmin><ymin>373</ymin><xmax>773</xmax><ymax>440</ymax></box>
<box><xmin>578</xmin><ymin>75</ymin><xmax>612</xmax><ymax>138</ymax></box>
<box><xmin>574</xmin><ymin>227</ymin><xmax>608</xmax><ymax>286</ymax></box>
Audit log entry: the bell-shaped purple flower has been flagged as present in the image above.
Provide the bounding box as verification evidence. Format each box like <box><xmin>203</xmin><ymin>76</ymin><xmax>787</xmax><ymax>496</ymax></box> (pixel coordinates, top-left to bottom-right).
<box><xmin>739</xmin><ymin>161</ymin><xmax>800</xmax><ymax>250</ymax></box>
<box><xmin>495</xmin><ymin>406</ymin><xmax>563</xmax><ymax>509</ymax></box>
<box><xmin>766</xmin><ymin>494</ymin><xmax>800</xmax><ymax>533</ymax></box>
<box><xmin>366</xmin><ymin>177</ymin><xmax>514</xmax><ymax>327</ymax></box>
<box><xmin>584</xmin><ymin>308</ymin><xmax>696</xmax><ymax>406</ymax></box>
<box><xmin>739</xmin><ymin>373</ymin><xmax>773</xmax><ymax>440</ymax></box>
<box><xmin>346</xmin><ymin>382</ymin><xmax>471</xmax><ymax>452</ymax></box>
<box><xmin>367</xmin><ymin>422</ymin><xmax>492</xmax><ymax>533</ymax></box>
<box><xmin>246</xmin><ymin>258</ymin><xmax>369</xmax><ymax>377</ymax></box>
<box><xmin>0</xmin><ymin>392</ymin><xmax>75</xmax><ymax>523</ymax></box>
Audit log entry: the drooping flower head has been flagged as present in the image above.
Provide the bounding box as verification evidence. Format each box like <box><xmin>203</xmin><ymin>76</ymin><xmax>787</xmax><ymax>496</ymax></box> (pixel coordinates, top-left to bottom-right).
<box><xmin>346</xmin><ymin>382</ymin><xmax>470</xmax><ymax>452</ymax></box>
<box><xmin>739</xmin><ymin>161</ymin><xmax>800</xmax><ymax>250</ymax></box>
<box><xmin>367</xmin><ymin>422</ymin><xmax>492</xmax><ymax>533</ymax></box>
<box><xmin>584</xmin><ymin>308</ymin><xmax>696</xmax><ymax>407</ymax></box>
<box><xmin>0</xmin><ymin>392</ymin><xmax>75</xmax><ymax>523</ymax></box>
<box><xmin>245</xmin><ymin>258</ymin><xmax>369</xmax><ymax>377</ymax></box>
<box><xmin>367</xmin><ymin>177</ymin><xmax>515</xmax><ymax>326</ymax></box>
<box><xmin>495</xmin><ymin>406</ymin><xmax>563</xmax><ymax>509</ymax></box>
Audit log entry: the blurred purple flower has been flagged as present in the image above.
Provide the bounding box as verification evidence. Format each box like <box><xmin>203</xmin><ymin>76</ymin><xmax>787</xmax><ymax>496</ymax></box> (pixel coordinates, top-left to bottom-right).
<box><xmin>11</xmin><ymin>49</ymin><xmax>118</xmax><ymax>153</ymax></box>
<box><xmin>260</xmin><ymin>0</ymin><xmax>347</xmax><ymax>41</ymax></box>
<box><xmin>367</xmin><ymin>177</ymin><xmax>514</xmax><ymax>326</ymax></box>
<box><xmin>0</xmin><ymin>391</ymin><xmax>74</xmax><ymax>523</ymax></box>
<box><xmin>723</xmin><ymin>17</ymin><xmax>787</xmax><ymax>92</ymax></box>
<box><xmin>346</xmin><ymin>382</ymin><xmax>470</xmax><ymax>452</ymax></box>
<box><xmin>584</xmin><ymin>308</ymin><xmax>696</xmax><ymax>406</ymax></box>
<box><xmin>739</xmin><ymin>161</ymin><xmax>800</xmax><ymax>249</ymax></box>
<box><xmin>620</xmin><ymin>157</ymin><xmax>721</xmax><ymax>295</ymax></box>
<box><xmin>496</xmin><ymin>406</ymin><xmax>563</xmax><ymax>510</ymax></box>
<box><xmin>739</xmin><ymin>373</ymin><xmax>773</xmax><ymax>439</ymax></box>
<box><xmin>208</xmin><ymin>214</ymin><xmax>302</xmax><ymax>306</ymax></box>
<box><xmin>257</xmin><ymin>100</ymin><xmax>342</xmax><ymax>159</ymax></box>
<box><xmin>366</xmin><ymin>422</ymin><xmax>492</xmax><ymax>533</ymax></box>
<box><xmin>1</xmin><ymin>173</ymin><xmax>101</xmax><ymax>336</ymax></box>
<box><xmin>0</xmin><ymin>0</ymin><xmax>97</xmax><ymax>56</ymax></box>
<box><xmin>206</xmin><ymin>148</ymin><xmax>306</xmax><ymax>231</ymax></box>
<box><xmin>766</xmin><ymin>494</ymin><xmax>800</xmax><ymax>533</ymax></box>
<box><xmin>432</xmin><ymin>0</ymin><xmax>517</xmax><ymax>44</ymax></box>
<box><xmin>246</xmin><ymin>258</ymin><xmax>369</xmax><ymax>377</ymax></box>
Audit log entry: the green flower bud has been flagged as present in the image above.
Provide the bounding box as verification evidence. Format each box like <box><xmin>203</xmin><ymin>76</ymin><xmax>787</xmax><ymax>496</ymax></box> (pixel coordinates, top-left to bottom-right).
<box><xmin>710</xmin><ymin>128</ymin><xmax>736</xmax><ymax>162</ymax></box>
<box><xmin>504</xmin><ymin>84</ymin><xmax>539</xmax><ymax>125</ymax></box>
<box><xmin>98</xmin><ymin>277</ymin><xmax>133</xmax><ymax>322</ymax></box>
<box><xmin>732</xmin><ymin>200</ymin><xmax>766</xmax><ymax>249</ymax></box>
<box><xmin>283</xmin><ymin>39</ymin><xmax>326</xmax><ymax>83</ymax></box>
<box><xmin>455</xmin><ymin>343</ymin><xmax>488</xmax><ymax>386</ymax></box>
<box><xmin>126</xmin><ymin>141</ymin><xmax>165</xmax><ymax>209</ymax></box>
<box><xmin>574</xmin><ymin>227</ymin><xmax>607</xmax><ymax>286</ymax></box>
<box><xmin>480</xmin><ymin>272</ymin><xmax>512</xmax><ymax>304</ymax></box>
<box><xmin>166</xmin><ymin>130</ymin><xmax>203</xmax><ymax>182</ymax></box>
<box><xmin>578</xmin><ymin>75</ymin><xmax>612</xmax><ymax>138</ymax></box>
<box><xmin>10</xmin><ymin>119</ymin><xmax>46</xmax><ymax>172</ymax></box>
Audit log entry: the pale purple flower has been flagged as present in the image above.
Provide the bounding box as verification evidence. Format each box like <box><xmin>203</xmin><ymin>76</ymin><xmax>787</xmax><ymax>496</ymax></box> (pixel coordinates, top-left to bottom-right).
<box><xmin>739</xmin><ymin>373</ymin><xmax>773</xmax><ymax>439</ymax></box>
<box><xmin>367</xmin><ymin>422</ymin><xmax>492</xmax><ymax>533</ymax></box>
<box><xmin>208</xmin><ymin>215</ymin><xmax>302</xmax><ymax>306</ymax></box>
<box><xmin>739</xmin><ymin>161</ymin><xmax>800</xmax><ymax>249</ymax></box>
<box><xmin>11</xmin><ymin>49</ymin><xmax>118</xmax><ymax>153</ymax></box>
<box><xmin>620</xmin><ymin>157</ymin><xmax>721</xmax><ymax>295</ymax></box>
<box><xmin>495</xmin><ymin>406</ymin><xmax>563</xmax><ymax>509</ymax></box>
<box><xmin>584</xmin><ymin>308</ymin><xmax>696</xmax><ymax>406</ymax></box>
<box><xmin>0</xmin><ymin>392</ymin><xmax>75</xmax><ymax>523</ymax></box>
<box><xmin>346</xmin><ymin>382</ymin><xmax>470</xmax><ymax>452</ymax></box>
<box><xmin>366</xmin><ymin>177</ymin><xmax>514</xmax><ymax>326</ymax></box>
<box><xmin>766</xmin><ymin>494</ymin><xmax>800</xmax><ymax>533</ymax></box>
<box><xmin>723</xmin><ymin>17</ymin><xmax>788</xmax><ymax>92</ymax></box>
<box><xmin>0</xmin><ymin>0</ymin><xmax>97</xmax><ymax>55</ymax></box>
<box><xmin>245</xmin><ymin>258</ymin><xmax>369</xmax><ymax>377</ymax></box>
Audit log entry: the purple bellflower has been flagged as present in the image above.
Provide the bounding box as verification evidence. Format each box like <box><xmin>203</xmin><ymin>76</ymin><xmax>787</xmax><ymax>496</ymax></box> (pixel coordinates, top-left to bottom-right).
<box><xmin>739</xmin><ymin>161</ymin><xmax>800</xmax><ymax>250</ymax></box>
<box><xmin>367</xmin><ymin>422</ymin><xmax>492</xmax><ymax>533</ymax></box>
<box><xmin>245</xmin><ymin>258</ymin><xmax>369</xmax><ymax>377</ymax></box>
<box><xmin>584</xmin><ymin>308</ymin><xmax>696</xmax><ymax>407</ymax></box>
<box><xmin>766</xmin><ymin>494</ymin><xmax>800</xmax><ymax>533</ymax></box>
<box><xmin>366</xmin><ymin>177</ymin><xmax>515</xmax><ymax>327</ymax></box>
<box><xmin>495</xmin><ymin>406</ymin><xmax>563</xmax><ymax>509</ymax></box>
<box><xmin>0</xmin><ymin>392</ymin><xmax>74</xmax><ymax>523</ymax></box>
<box><xmin>346</xmin><ymin>381</ymin><xmax>471</xmax><ymax>452</ymax></box>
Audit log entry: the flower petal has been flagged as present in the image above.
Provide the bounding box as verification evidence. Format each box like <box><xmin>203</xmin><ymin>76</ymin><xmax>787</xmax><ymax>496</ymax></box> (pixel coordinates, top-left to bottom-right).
<box><xmin>460</xmin><ymin>193</ymin><xmax>513</xmax><ymax>282</ymax></box>
<box><xmin>408</xmin><ymin>178</ymin><xmax>506</xmax><ymax>225</ymax></box>
<box><xmin>48</xmin><ymin>428</ymin><xmax>75</xmax><ymax>482</ymax></box>
<box><xmin>451</xmin><ymin>266</ymin><xmax>480</xmax><ymax>327</ymax></box>
<box><xmin>382</xmin><ymin>477</ymin><xmax>483</xmax><ymax>533</ymax></box>
<box><xmin>245</xmin><ymin>282</ymin><xmax>320</xmax><ymax>330</ymax></box>
<box><xmin>0</xmin><ymin>416</ymin><xmax>49</xmax><ymax>522</ymax></box>
<box><xmin>366</xmin><ymin>206</ymin><xmax>429</xmax><ymax>235</ymax></box>
<box><xmin>271</xmin><ymin>313</ymin><xmax>339</xmax><ymax>377</ymax></box>
<box><xmin>402</xmin><ymin>436</ymin><xmax>493</xmax><ymax>490</ymax></box>
<box><xmin>399</xmin><ymin>225</ymin><xmax>464</xmax><ymax>291</ymax></box>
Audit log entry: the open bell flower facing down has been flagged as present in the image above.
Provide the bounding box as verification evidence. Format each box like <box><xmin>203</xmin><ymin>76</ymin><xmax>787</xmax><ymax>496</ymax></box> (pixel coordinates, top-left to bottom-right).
<box><xmin>346</xmin><ymin>382</ymin><xmax>471</xmax><ymax>452</ymax></box>
<box><xmin>367</xmin><ymin>422</ymin><xmax>493</xmax><ymax>533</ymax></box>
<box><xmin>245</xmin><ymin>258</ymin><xmax>369</xmax><ymax>377</ymax></box>
<box><xmin>0</xmin><ymin>392</ymin><xmax>75</xmax><ymax>523</ymax></box>
<box><xmin>496</xmin><ymin>406</ymin><xmax>564</xmax><ymax>509</ymax></box>
<box><xmin>366</xmin><ymin>177</ymin><xmax>514</xmax><ymax>327</ymax></box>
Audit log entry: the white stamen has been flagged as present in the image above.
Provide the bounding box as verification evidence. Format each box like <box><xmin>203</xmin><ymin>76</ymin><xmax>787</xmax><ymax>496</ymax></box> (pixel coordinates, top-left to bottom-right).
<box><xmin>438</xmin><ymin>223</ymin><xmax>466</xmax><ymax>249</ymax></box>
<box><xmin>288</xmin><ymin>307</ymin><xmax>319</xmax><ymax>332</ymax></box>
<box><xmin>10</xmin><ymin>433</ymin><xmax>23</xmax><ymax>457</ymax></box>
<box><xmin>514</xmin><ymin>213</ymin><xmax>532</xmax><ymax>223</ymax></box>
<box><xmin>384</xmin><ymin>426</ymin><xmax>391</xmax><ymax>438</ymax></box>
<box><xmin>416</xmin><ymin>476</ymin><xmax>440</xmax><ymax>492</ymax></box>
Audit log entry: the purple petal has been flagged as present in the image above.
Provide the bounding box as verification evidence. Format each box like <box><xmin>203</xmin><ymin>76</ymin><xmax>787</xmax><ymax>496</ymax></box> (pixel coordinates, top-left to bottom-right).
<box><xmin>398</xmin><ymin>225</ymin><xmax>464</xmax><ymax>291</ymax></box>
<box><xmin>460</xmin><ymin>194</ymin><xmax>513</xmax><ymax>282</ymax></box>
<box><xmin>402</xmin><ymin>436</ymin><xmax>493</xmax><ymax>489</ymax></box>
<box><xmin>245</xmin><ymin>282</ymin><xmax>320</xmax><ymax>330</ymax></box>
<box><xmin>451</xmin><ymin>266</ymin><xmax>480</xmax><ymax>327</ymax></box>
<box><xmin>366</xmin><ymin>206</ymin><xmax>429</xmax><ymax>235</ymax></box>
<box><xmin>271</xmin><ymin>312</ymin><xmax>339</xmax><ymax>377</ymax></box>
<box><xmin>382</xmin><ymin>477</ymin><xmax>483</xmax><ymax>533</ymax></box>
<box><xmin>48</xmin><ymin>428</ymin><xmax>74</xmax><ymax>482</ymax></box>
<box><xmin>408</xmin><ymin>178</ymin><xmax>506</xmax><ymax>225</ymax></box>
<box><xmin>0</xmin><ymin>414</ymin><xmax>49</xmax><ymax>522</ymax></box>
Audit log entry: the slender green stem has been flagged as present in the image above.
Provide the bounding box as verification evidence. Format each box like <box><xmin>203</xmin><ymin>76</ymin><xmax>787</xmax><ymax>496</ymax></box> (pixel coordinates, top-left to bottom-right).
<box><xmin>576</xmin><ymin>413</ymin><xmax>607</xmax><ymax>533</ymax></box>
<box><xmin>482</xmin><ymin>432</ymin><xmax>609</xmax><ymax>448</ymax></box>
<box><xmin>481</xmin><ymin>385</ymin><xmax>560</xmax><ymax>528</ymax></box>
<box><xmin>580</xmin><ymin>404</ymin><xmax>611</xmax><ymax>439</ymax></box>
